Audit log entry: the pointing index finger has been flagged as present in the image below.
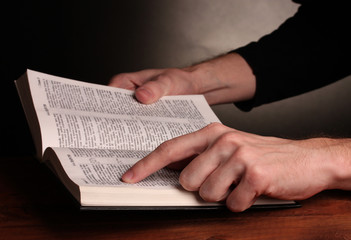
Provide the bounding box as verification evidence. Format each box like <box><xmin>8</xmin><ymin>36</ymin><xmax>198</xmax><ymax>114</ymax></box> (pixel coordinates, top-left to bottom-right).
<box><xmin>121</xmin><ymin>124</ymin><xmax>220</xmax><ymax>183</ymax></box>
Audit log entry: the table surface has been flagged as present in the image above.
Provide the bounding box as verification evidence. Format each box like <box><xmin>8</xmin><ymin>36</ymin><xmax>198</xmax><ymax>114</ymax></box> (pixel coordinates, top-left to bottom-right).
<box><xmin>1</xmin><ymin>155</ymin><xmax>351</xmax><ymax>240</ymax></box>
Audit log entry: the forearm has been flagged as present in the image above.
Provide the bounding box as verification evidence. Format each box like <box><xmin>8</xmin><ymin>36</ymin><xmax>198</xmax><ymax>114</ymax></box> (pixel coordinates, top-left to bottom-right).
<box><xmin>109</xmin><ymin>52</ymin><xmax>256</xmax><ymax>105</ymax></box>
<box><xmin>184</xmin><ymin>53</ymin><xmax>256</xmax><ymax>105</ymax></box>
<box><xmin>294</xmin><ymin>137</ymin><xmax>351</xmax><ymax>195</ymax></box>
<box><xmin>233</xmin><ymin>1</ymin><xmax>351</xmax><ymax>109</ymax></box>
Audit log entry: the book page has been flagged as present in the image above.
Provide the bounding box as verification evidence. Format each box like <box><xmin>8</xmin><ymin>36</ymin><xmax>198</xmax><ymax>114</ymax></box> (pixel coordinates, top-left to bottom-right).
<box><xmin>45</xmin><ymin>147</ymin><xmax>295</xmax><ymax>207</ymax></box>
<box><xmin>45</xmin><ymin>147</ymin><xmax>224</xmax><ymax>207</ymax></box>
<box><xmin>47</xmin><ymin>147</ymin><xmax>181</xmax><ymax>189</ymax></box>
<box><xmin>26</xmin><ymin>70</ymin><xmax>220</xmax><ymax>154</ymax></box>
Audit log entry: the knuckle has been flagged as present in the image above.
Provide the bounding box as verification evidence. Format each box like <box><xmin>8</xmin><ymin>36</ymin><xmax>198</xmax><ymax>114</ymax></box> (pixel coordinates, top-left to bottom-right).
<box><xmin>206</xmin><ymin>122</ymin><xmax>224</xmax><ymax>130</ymax></box>
<box><xmin>202</xmin><ymin>122</ymin><xmax>226</xmax><ymax>135</ymax></box>
<box><xmin>244</xmin><ymin>165</ymin><xmax>268</xmax><ymax>192</ymax></box>
<box><xmin>148</xmin><ymin>72</ymin><xmax>175</xmax><ymax>95</ymax></box>
<box><xmin>216</xmin><ymin>132</ymin><xmax>239</xmax><ymax>146</ymax></box>
<box><xmin>155</xmin><ymin>72</ymin><xmax>173</xmax><ymax>84</ymax></box>
<box><xmin>204</xmin><ymin>124</ymin><xmax>241</xmax><ymax>145</ymax></box>
<box><xmin>232</xmin><ymin>146</ymin><xmax>252</xmax><ymax>164</ymax></box>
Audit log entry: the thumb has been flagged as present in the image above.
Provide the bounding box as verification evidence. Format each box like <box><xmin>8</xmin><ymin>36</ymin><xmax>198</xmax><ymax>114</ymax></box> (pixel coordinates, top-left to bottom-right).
<box><xmin>135</xmin><ymin>75</ymin><xmax>172</xmax><ymax>104</ymax></box>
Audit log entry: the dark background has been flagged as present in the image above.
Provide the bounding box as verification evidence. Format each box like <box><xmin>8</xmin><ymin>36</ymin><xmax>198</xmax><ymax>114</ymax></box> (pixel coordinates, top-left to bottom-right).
<box><xmin>3</xmin><ymin>0</ymin><xmax>351</xmax><ymax>156</ymax></box>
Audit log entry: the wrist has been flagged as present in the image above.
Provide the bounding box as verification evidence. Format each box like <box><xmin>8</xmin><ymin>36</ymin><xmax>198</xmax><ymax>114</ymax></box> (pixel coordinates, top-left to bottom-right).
<box><xmin>185</xmin><ymin>53</ymin><xmax>256</xmax><ymax>103</ymax></box>
<box><xmin>325</xmin><ymin>138</ymin><xmax>351</xmax><ymax>190</ymax></box>
<box><xmin>305</xmin><ymin>138</ymin><xmax>351</xmax><ymax>191</ymax></box>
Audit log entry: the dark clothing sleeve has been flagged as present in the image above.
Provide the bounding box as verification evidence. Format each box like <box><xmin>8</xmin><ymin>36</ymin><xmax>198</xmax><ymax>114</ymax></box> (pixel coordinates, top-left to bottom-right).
<box><xmin>233</xmin><ymin>0</ymin><xmax>351</xmax><ymax>111</ymax></box>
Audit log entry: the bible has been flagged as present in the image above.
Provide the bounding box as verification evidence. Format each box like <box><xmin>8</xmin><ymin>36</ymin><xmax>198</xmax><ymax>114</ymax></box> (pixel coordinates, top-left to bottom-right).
<box><xmin>15</xmin><ymin>69</ymin><xmax>297</xmax><ymax>210</ymax></box>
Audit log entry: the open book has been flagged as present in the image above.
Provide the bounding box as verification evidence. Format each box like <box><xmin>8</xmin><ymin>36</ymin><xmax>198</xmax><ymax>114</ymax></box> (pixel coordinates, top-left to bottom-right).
<box><xmin>15</xmin><ymin>69</ymin><xmax>297</xmax><ymax>210</ymax></box>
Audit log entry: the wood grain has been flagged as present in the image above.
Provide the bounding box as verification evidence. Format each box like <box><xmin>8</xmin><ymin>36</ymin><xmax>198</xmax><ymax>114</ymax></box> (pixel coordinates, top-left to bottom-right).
<box><xmin>1</xmin><ymin>156</ymin><xmax>351</xmax><ymax>240</ymax></box>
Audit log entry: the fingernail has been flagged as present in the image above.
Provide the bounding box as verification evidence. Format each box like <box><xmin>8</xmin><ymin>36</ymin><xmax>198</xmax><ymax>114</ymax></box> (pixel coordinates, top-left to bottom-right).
<box><xmin>122</xmin><ymin>170</ymin><xmax>134</xmax><ymax>183</ymax></box>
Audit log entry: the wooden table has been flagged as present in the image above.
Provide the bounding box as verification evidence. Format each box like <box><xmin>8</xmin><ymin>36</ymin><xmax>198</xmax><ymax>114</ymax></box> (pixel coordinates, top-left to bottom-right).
<box><xmin>1</xmin><ymin>156</ymin><xmax>351</xmax><ymax>240</ymax></box>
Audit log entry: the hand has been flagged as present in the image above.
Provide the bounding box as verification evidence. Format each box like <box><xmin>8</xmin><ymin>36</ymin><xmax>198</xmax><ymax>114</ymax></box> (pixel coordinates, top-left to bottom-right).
<box><xmin>122</xmin><ymin>123</ymin><xmax>351</xmax><ymax>212</ymax></box>
<box><xmin>109</xmin><ymin>53</ymin><xmax>256</xmax><ymax>105</ymax></box>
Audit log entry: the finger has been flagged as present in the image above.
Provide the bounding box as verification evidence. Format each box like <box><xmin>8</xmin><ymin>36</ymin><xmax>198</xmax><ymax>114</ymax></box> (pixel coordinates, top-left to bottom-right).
<box><xmin>134</xmin><ymin>80</ymin><xmax>169</xmax><ymax>104</ymax></box>
<box><xmin>122</xmin><ymin>123</ymin><xmax>228</xmax><ymax>183</ymax></box>
<box><xmin>122</xmin><ymin>127</ymin><xmax>210</xmax><ymax>183</ymax></box>
<box><xmin>225</xmin><ymin>177</ymin><xmax>259</xmax><ymax>212</ymax></box>
<box><xmin>181</xmin><ymin>130</ymin><xmax>253</xmax><ymax>197</ymax></box>
<box><xmin>198</xmin><ymin>155</ymin><xmax>245</xmax><ymax>202</ymax></box>
<box><xmin>135</xmin><ymin>68</ymin><xmax>198</xmax><ymax>104</ymax></box>
<box><xmin>134</xmin><ymin>73</ymin><xmax>176</xmax><ymax>104</ymax></box>
<box><xmin>179</xmin><ymin>133</ymin><xmax>239</xmax><ymax>192</ymax></box>
<box><xmin>178</xmin><ymin>151</ymin><xmax>223</xmax><ymax>192</ymax></box>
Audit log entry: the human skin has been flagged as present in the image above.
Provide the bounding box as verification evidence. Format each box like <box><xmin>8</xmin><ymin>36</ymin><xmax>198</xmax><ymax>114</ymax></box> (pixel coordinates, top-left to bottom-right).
<box><xmin>109</xmin><ymin>53</ymin><xmax>256</xmax><ymax>105</ymax></box>
<box><xmin>109</xmin><ymin>53</ymin><xmax>351</xmax><ymax>212</ymax></box>
<box><xmin>120</xmin><ymin>123</ymin><xmax>351</xmax><ymax>211</ymax></box>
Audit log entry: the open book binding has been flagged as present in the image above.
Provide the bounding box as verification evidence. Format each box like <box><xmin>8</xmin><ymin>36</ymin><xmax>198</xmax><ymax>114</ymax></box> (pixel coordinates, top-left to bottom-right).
<box><xmin>15</xmin><ymin>69</ymin><xmax>298</xmax><ymax>210</ymax></box>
